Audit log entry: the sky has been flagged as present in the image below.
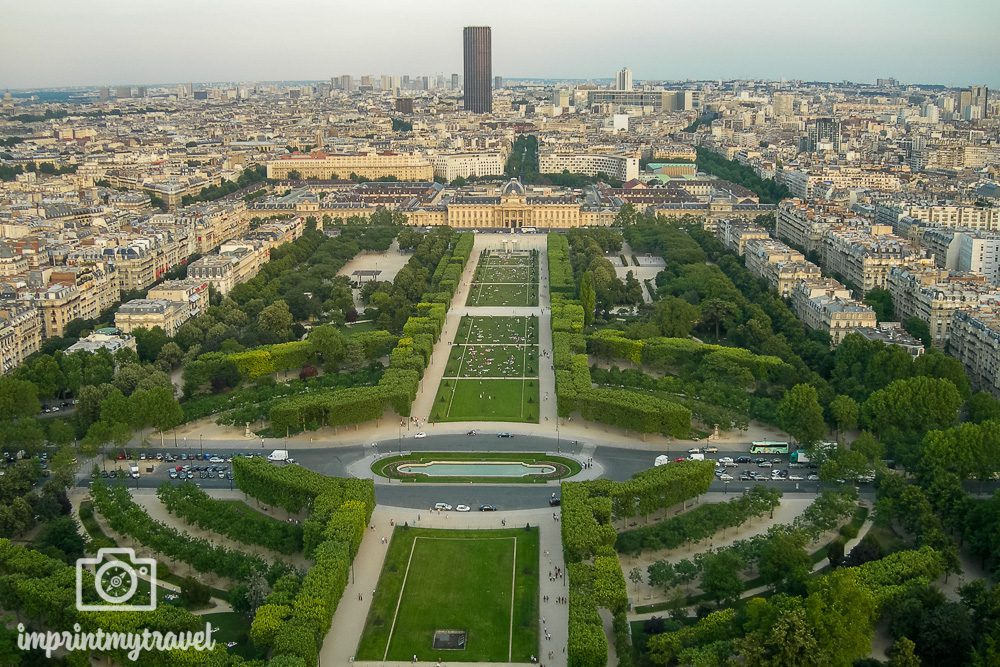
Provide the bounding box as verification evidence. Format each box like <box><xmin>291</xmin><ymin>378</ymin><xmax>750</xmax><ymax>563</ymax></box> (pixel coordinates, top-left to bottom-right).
<box><xmin>3</xmin><ymin>0</ymin><xmax>999</xmax><ymax>89</ymax></box>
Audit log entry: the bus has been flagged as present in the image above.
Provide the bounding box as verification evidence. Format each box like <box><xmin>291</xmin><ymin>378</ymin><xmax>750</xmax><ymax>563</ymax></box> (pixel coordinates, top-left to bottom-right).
<box><xmin>750</xmin><ymin>441</ymin><xmax>790</xmax><ymax>455</ymax></box>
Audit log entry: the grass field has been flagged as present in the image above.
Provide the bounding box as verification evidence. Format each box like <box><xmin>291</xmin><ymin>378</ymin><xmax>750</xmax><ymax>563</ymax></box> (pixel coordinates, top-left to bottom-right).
<box><xmin>466</xmin><ymin>282</ymin><xmax>538</xmax><ymax>307</ymax></box>
<box><xmin>432</xmin><ymin>378</ymin><xmax>538</xmax><ymax>422</ymax></box>
<box><xmin>356</xmin><ymin>527</ymin><xmax>539</xmax><ymax>663</ymax></box>
<box><xmin>455</xmin><ymin>316</ymin><xmax>538</xmax><ymax>345</ymax></box>
<box><xmin>466</xmin><ymin>252</ymin><xmax>538</xmax><ymax>307</ymax></box>
<box><xmin>444</xmin><ymin>344</ymin><xmax>539</xmax><ymax>377</ymax></box>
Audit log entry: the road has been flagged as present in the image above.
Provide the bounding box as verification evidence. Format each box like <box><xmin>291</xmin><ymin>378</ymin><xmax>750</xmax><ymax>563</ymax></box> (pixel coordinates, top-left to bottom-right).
<box><xmin>79</xmin><ymin>433</ymin><xmax>870</xmax><ymax>510</ymax></box>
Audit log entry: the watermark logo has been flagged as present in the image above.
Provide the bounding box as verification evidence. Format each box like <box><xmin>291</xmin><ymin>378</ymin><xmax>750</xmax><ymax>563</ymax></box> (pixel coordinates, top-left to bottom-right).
<box><xmin>76</xmin><ymin>547</ymin><xmax>157</xmax><ymax>612</ymax></box>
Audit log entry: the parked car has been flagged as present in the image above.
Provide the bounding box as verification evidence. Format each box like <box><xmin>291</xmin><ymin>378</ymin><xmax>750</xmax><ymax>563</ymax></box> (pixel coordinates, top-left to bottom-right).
<box><xmin>718</xmin><ymin>457</ymin><xmax>734</xmax><ymax>464</ymax></box>
<box><xmin>455</xmin><ymin>505</ymin><xmax>471</xmax><ymax>512</ymax></box>
<box><xmin>789</xmin><ymin>475</ymin><xmax>803</xmax><ymax>481</ymax></box>
<box><xmin>497</xmin><ymin>432</ymin><xmax>513</xmax><ymax>438</ymax></box>
<box><xmin>757</xmin><ymin>461</ymin><xmax>772</xmax><ymax>468</ymax></box>
<box><xmin>209</xmin><ymin>456</ymin><xmax>224</xmax><ymax>463</ymax></box>
<box><xmin>479</xmin><ymin>504</ymin><xmax>497</xmax><ymax>511</ymax></box>
<box><xmin>414</xmin><ymin>432</ymin><xmax>427</xmax><ymax>439</ymax></box>
<box><xmin>433</xmin><ymin>503</ymin><xmax>452</xmax><ymax>511</ymax></box>
<box><xmin>549</xmin><ymin>497</ymin><xmax>561</xmax><ymax>506</ymax></box>
<box><xmin>467</xmin><ymin>430</ymin><xmax>478</xmax><ymax>436</ymax></box>
<box><xmin>807</xmin><ymin>474</ymin><xmax>820</xmax><ymax>481</ymax></box>
<box><xmin>739</xmin><ymin>472</ymin><xmax>755</xmax><ymax>481</ymax></box>
<box><xmin>719</xmin><ymin>473</ymin><xmax>734</xmax><ymax>481</ymax></box>
<box><xmin>687</xmin><ymin>447</ymin><xmax>701</xmax><ymax>454</ymax></box>
<box><xmin>736</xmin><ymin>456</ymin><xmax>752</xmax><ymax>464</ymax></box>
<box><xmin>704</xmin><ymin>446</ymin><xmax>719</xmax><ymax>453</ymax></box>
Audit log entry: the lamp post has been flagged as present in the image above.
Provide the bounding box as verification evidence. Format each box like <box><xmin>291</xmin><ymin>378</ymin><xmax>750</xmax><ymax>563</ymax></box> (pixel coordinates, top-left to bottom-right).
<box><xmin>556</xmin><ymin>422</ymin><xmax>560</xmax><ymax>454</ymax></box>
<box><xmin>398</xmin><ymin>424</ymin><xmax>402</xmax><ymax>454</ymax></box>
<box><xmin>199</xmin><ymin>434</ymin><xmax>203</xmax><ymax>459</ymax></box>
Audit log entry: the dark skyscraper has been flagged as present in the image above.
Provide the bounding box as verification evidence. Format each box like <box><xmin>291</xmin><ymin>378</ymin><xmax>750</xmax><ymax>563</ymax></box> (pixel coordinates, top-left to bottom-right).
<box><xmin>463</xmin><ymin>26</ymin><xmax>492</xmax><ymax>114</ymax></box>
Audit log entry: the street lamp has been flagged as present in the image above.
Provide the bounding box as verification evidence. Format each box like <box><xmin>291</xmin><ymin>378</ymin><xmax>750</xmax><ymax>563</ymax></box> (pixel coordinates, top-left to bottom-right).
<box><xmin>556</xmin><ymin>422</ymin><xmax>560</xmax><ymax>454</ymax></box>
<box><xmin>199</xmin><ymin>434</ymin><xmax>203</xmax><ymax>459</ymax></box>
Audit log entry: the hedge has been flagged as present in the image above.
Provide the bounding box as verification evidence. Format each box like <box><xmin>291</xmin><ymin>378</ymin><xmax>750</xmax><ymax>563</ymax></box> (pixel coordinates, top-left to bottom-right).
<box><xmin>227</xmin><ymin>341</ymin><xmax>314</xmax><ymax>380</ymax></box>
<box><xmin>548</xmin><ymin>234</ymin><xmax>576</xmax><ymax>296</ymax></box>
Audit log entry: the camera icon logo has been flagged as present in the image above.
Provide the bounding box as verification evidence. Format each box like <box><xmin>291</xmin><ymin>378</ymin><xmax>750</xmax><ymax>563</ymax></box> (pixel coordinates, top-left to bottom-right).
<box><xmin>76</xmin><ymin>547</ymin><xmax>157</xmax><ymax>612</ymax></box>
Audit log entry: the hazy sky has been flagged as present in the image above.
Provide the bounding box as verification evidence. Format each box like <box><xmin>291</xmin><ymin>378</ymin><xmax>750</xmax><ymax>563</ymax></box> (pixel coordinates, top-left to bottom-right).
<box><xmin>3</xmin><ymin>0</ymin><xmax>999</xmax><ymax>89</ymax></box>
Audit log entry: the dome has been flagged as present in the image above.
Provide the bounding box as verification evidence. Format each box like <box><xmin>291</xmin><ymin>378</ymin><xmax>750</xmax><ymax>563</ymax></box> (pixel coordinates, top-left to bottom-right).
<box><xmin>501</xmin><ymin>179</ymin><xmax>525</xmax><ymax>197</ymax></box>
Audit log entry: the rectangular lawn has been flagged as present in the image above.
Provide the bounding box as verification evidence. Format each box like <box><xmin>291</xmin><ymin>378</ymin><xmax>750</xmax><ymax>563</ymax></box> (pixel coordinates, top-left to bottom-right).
<box><xmin>356</xmin><ymin>527</ymin><xmax>539</xmax><ymax>663</ymax></box>
<box><xmin>466</xmin><ymin>281</ymin><xmax>538</xmax><ymax>307</ymax></box>
<box><xmin>432</xmin><ymin>378</ymin><xmax>538</xmax><ymax>422</ymax></box>
<box><xmin>455</xmin><ymin>316</ymin><xmax>539</xmax><ymax>345</ymax></box>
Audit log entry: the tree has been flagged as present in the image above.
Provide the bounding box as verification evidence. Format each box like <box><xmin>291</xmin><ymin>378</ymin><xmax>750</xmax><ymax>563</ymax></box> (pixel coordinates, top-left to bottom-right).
<box><xmin>133</xmin><ymin>326</ymin><xmax>169</xmax><ymax>362</ymax></box>
<box><xmin>828</xmin><ymin>394</ymin><xmax>859</xmax><ymax>441</ymax></box>
<box><xmin>47</xmin><ymin>419</ymin><xmax>75</xmax><ymax>448</ymax></box>
<box><xmin>699</xmin><ymin>299</ymin><xmax>738</xmax><ymax>340</ymax></box>
<box><xmin>863</xmin><ymin>289</ymin><xmax>895</xmax><ymax>322</ymax></box>
<box><xmin>137</xmin><ymin>386</ymin><xmax>183</xmax><ymax>445</ymax></box>
<box><xmin>903</xmin><ymin>316</ymin><xmax>931</xmax><ymax>348</ymax></box>
<box><xmin>654</xmin><ymin>297</ymin><xmax>700</xmax><ymax>338</ymax></box>
<box><xmin>700</xmin><ymin>551</ymin><xmax>743</xmax><ymax>605</ymax></box>
<box><xmin>580</xmin><ymin>272</ymin><xmax>596</xmax><ymax>327</ymax></box>
<box><xmin>258</xmin><ymin>300</ymin><xmax>294</xmax><ymax>342</ymax></box>
<box><xmin>180</xmin><ymin>576</ymin><xmax>212</xmax><ymax>606</ymax></box>
<box><xmin>615</xmin><ymin>202</ymin><xmax>639</xmax><ymax>227</ymax></box>
<box><xmin>628</xmin><ymin>566</ymin><xmax>643</xmax><ymax>592</ymax></box>
<box><xmin>647</xmin><ymin>560</ymin><xmax>675</xmax><ymax>592</ymax></box>
<box><xmin>776</xmin><ymin>384</ymin><xmax>826</xmax><ymax>445</ymax></box>
<box><xmin>35</xmin><ymin>515</ymin><xmax>86</xmax><ymax>563</ymax></box>
<box><xmin>862</xmin><ymin>376</ymin><xmax>962</xmax><ymax>466</ymax></box>
<box><xmin>759</xmin><ymin>531</ymin><xmax>810</xmax><ymax>594</ymax></box>
<box><xmin>286</xmin><ymin>170</ymin><xmax>301</xmax><ymax>180</ymax></box>
<box><xmin>887</xmin><ymin>637</ymin><xmax>920</xmax><ymax>667</ymax></box>
<box><xmin>308</xmin><ymin>325</ymin><xmax>345</xmax><ymax>370</ymax></box>
<box><xmin>155</xmin><ymin>341</ymin><xmax>184</xmax><ymax>370</ymax></box>
<box><xmin>0</xmin><ymin>376</ymin><xmax>41</xmax><ymax>419</ymax></box>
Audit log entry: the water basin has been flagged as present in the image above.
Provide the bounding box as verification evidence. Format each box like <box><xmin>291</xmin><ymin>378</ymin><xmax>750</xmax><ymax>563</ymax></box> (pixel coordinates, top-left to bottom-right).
<box><xmin>397</xmin><ymin>461</ymin><xmax>556</xmax><ymax>477</ymax></box>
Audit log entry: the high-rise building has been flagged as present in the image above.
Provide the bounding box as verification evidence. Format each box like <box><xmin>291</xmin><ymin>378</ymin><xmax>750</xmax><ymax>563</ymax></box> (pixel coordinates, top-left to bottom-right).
<box><xmin>338</xmin><ymin>75</ymin><xmax>353</xmax><ymax>92</ymax></box>
<box><xmin>971</xmin><ymin>85</ymin><xmax>989</xmax><ymax>118</ymax></box>
<box><xmin>115</xmin><ymin>86</ymin><xmax>132</xmax><ymax>99</ymax></box>
<box><xmin>772</xmin><ymin>93</ymin><xmax>794</xmax><ymax>116</ymax></box>
<box><xmin>806</xmin><ymin>117</ymin><xmax>842</xmax><ymax>152</ymax></box>
<box><xmin>98</xmin><ymin>87</ymin><xmax>110</xmax><ymax>102</ymax></box>
<box><xmin>616</xmin><ymin>67</ymin><xmax>633</xmax><ymax>91</ymax></box>
<box><xmin>396</xmin><ymin>97</ymin><xmax>414</xmax><ymax>114</ymax></box>
<box><xmin>494</xmin><ymin>75</ymin><xmax>503</xmax><ymax>89</ymax></box>
<box><xmin>451</xmin><ymin>73</ymin><xmax>459</xmax><ymax>90</ymax></box>
<box><xmin>463</xmin><ymin>26</ymin><xmax>492</xmax><ymax>113</ymax></box>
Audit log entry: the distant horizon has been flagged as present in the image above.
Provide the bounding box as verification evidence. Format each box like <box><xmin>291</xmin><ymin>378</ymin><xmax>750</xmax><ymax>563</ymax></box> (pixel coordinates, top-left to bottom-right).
<box><xmin>2</xmin><ymin>0</ymin><xmax>998</xmax><ymax>90</ymax></box>
<box><xmin>2</xmin><ymin>77</ymin><xmax>985</xmax><ymax>94</ymax></box>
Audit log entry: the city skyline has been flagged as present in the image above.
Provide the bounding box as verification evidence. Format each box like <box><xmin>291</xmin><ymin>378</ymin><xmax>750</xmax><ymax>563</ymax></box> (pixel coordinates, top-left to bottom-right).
<box><xmin>2</xmin><ymin>0</ymin><xmax>999</xmax><ymax>89</ymax></box>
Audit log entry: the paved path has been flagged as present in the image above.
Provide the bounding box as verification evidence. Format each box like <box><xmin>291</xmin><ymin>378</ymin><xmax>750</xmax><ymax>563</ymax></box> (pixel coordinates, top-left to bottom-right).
<box><xmin>320</xmin><ymin>505</ymin><xmax>568</xmax><ymax>667</ymax></box>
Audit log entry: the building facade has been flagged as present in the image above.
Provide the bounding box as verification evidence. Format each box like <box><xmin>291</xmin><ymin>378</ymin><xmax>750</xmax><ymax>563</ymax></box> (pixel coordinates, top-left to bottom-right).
<box><xmin>463</xmin><ymin>26</ymin><xmax>492</xmax><ymax>114</ymax></box>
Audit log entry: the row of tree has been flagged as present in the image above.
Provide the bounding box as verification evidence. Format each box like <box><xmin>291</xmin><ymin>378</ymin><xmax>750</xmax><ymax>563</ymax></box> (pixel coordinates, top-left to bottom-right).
<box><xmin>157</xmin><ymin>481</ymin><xmax>304</xmax><ymax>554</ymax></box>
<box><xmin>615</xmin><ymin>486</ymin><xmax>781</xmax><ymax>555</ymax></box>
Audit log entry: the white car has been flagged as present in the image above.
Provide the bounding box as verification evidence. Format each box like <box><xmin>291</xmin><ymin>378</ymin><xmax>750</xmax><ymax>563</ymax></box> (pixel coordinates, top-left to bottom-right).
<box><xmin>433</xmin><ymin>502</ymin><xmax>452</xmax><ymax>511</ymax></box>
<box><xmin>719</xmin><ymin>473</ymin><xmax>734</xmax><ymax>481</ymax></box>
<box><xmin>789</xmin><ymin>475</ymin><xmax>803</xmax><ymax>481</ymax></box>
<box><xmin>414</xmin><ymin>432</ymin><xmax>427</xmax><ymax>439</ymax></box>
<box><xmin>718</xmin><ymin>457</ymin><xmax>734</xmax><ymax>464</ymax></box>
<box><xmin>209</xmin><ymin>456</ymin><xmax>224</xmax><ymax>463</ymax></box>
<box><xmin>455</xmin><ymin>505</ymin><xmax>471</xmax><ymax>512</ymax></box>
<box><xmin>687</xmin><ymin>447</ymin><xmax>701</xmax><ymax>454</ymax></box>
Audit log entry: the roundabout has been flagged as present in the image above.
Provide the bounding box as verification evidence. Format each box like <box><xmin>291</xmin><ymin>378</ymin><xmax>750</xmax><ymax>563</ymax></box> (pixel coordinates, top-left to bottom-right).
<box><xmin>371</xmin><ymin>451</ymin><xmax>581</xmax><ymax>483</ymax></box>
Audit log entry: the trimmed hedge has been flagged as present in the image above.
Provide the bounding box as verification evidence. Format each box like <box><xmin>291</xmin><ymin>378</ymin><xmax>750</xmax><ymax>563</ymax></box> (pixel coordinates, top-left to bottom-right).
<box><xmin>548</xmin><ymin>234</ymin><xmax>576</xmax><ymax>296</ymax></box>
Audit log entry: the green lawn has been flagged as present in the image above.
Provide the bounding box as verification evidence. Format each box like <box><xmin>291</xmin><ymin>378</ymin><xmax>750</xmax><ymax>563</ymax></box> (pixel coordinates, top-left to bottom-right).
<box><xmin>432</xmin><ymin>378</ymin><xmax>538</xmax><ymax>422</ymax></box>
<box><xmin>466</xmin><ymin>282</ymin><xmax>538</xmax><ymax>307</ymax></box>
<box><xmin>455</xmin><ymin>316</ymin><xmax>538</xmax><ymax>345</ymax></box>
<box><xmin>356</xmin><ymin>527</ymin><xmax>539</xmax><ymax>662</ymax></box>
<box><xmin>445</xmin><ymin>344</ymin><xmax>538</xmax><ymax>377</ymax></box>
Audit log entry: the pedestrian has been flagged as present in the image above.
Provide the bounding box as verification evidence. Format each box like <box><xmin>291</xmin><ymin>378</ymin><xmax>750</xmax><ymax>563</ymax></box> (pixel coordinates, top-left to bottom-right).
<box><xmin>413</xmin><ymin>655</ymin><xmax>417</xmax><ymax>663</ymax></box>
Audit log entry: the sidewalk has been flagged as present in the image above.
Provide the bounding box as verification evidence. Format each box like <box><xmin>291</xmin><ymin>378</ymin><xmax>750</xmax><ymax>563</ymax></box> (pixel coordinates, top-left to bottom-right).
<box><xmin>320</xmin><ymin>506</ymin><xmax>568</xmax><ymax>666</ymax></box>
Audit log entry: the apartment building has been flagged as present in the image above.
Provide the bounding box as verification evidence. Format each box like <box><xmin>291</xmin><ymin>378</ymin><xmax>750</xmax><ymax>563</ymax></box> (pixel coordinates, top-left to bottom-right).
<box><xmin>821</xmin><ymin>226</ymin><xmax>925</xmax><ymax>291</ymax></box>
<box><xmin>49</xmin><ymin>265</ymin><xmax>120</xmax><ymax>322</ymax></box>
<box><xmin>744</xmin><ymin>239</ymin><xmax>821</xmax><ymax>297</ymax></box>
<box><xmin>32</xmin><ymin>283</ymin><xmax>83</xmax><ymax>339</ymax></box>
<box><xmin>147</xmin><ymin>279</ymin><xmax>209</xmax><ymax>319</ymax></box>
<box><xmin>716</xmin><ymin>219</ymin><xmax>770</xmax><ymax>256</ymax></box>
<box><xmin>0</xmin><ymin>242</ymin><xmax>29</xmax><ymax>277</ymax></box>
<box><xmin>855</xmin><ymin>324</ymin><xmax>925</xmax><ymax>357</ymax></box>
<box><xmin>65</xmin><ymin>329</ymin><xmax>136</xmax><ymax>355</ymax></box>
<box><xmin>538</xmin><ymin>152</ymin><xmax>639</xmax><ymax>182</ymax></box>
<box><xmin>888</xmin><ymin>265</ymin><xmax>1000</xmax><ymax>347</ymax></box>
<box><xmin>776</xmin><ymin>199</ymin><xmax>840</xmax><ymax>255</ymax></box>
<box><xmin>114</xmin><ymin>298</ymin><xmax>191</xmax><ymax>337</ymax></box>
<box><xmin>790</xmin><ymin>278</ymin><xmax>876</xmax><ymax>346</ymax></box>
<box><xmin>186</xmin><ymin>241</ymin><xmax>269</xmax><ymax>295</ymax></box>
<box><xmin>429</xmin><ymin>152</ymin><xmax>506</xmax><ymax>181</ymax></box>
<box><xmin>265</xmin><ymin>151</ymin><xmax>434</xmax><ymax>181</ymax></box>
<box><xmin>0</xmin><ymin>304</ymin><xmax>42</xmax><ymax>374</ymax></box>
<box><xmin>877</xmin><ymin>202</ymin><xmax>1000</xmax><ymax>232</ymax></box>
<box><xmin>949</xmin><ymin>308</ymin><xmax>1000</xmax><ymax>396</ymax></box>
<box><xmin>779</xmin><ymin>167</ymin><xmax>902</xmax><ymax>199</ymax></box>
